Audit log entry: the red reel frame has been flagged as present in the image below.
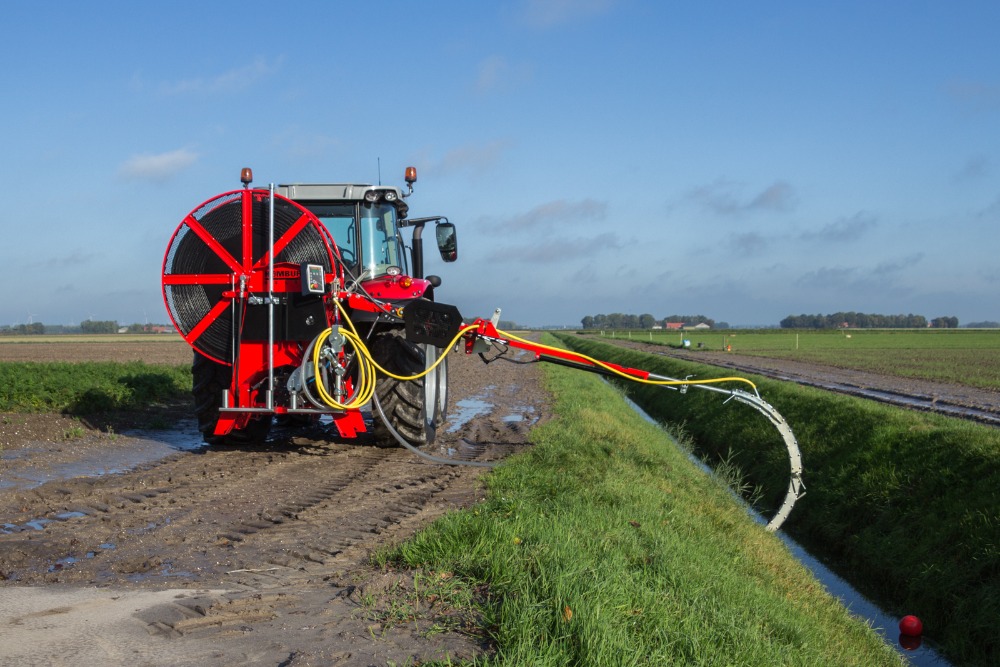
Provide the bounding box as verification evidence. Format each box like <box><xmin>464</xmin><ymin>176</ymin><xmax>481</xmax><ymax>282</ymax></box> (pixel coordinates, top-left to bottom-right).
<box><xmin>162</xmin><ymin>189</ymin><xmax>347</xmax><ymax>430</ymax></box>
<box><xmin>162</xmin><ymin>188</ymin><xmax>343</xmax><ymax>361</ymax></box>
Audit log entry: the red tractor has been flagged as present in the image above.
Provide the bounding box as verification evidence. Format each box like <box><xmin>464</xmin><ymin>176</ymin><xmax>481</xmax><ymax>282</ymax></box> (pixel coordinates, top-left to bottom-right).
<box><xmin>162</xmin><ymin>166</ymin><xmax>803</xmax><ymax>530</ymax></box>
<box><xmin>162</xmin><ymin>167</ymin><xmax>460</xmax><ymax>447</ymax></box>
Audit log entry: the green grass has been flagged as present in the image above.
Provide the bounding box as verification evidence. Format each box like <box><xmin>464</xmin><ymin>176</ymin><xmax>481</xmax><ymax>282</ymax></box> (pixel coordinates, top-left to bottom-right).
<box><xmin>592</xmin><ymin>328</ymin><xmax>1000</xmax><ymax>388</ymax></box>
<box><xmin>386</xmin><ymin>342</ymin><xmax>903</xmax><ymax>666</ymax></box>
<box><xmin>556</xmin><ymin>334</ymin><xmax>1000</xmax><ymax>667</ymax></box>
<box><xmin>0</xmin><ymin>361</ymin><xmax>190</xmax><ymax>413</ymax></box>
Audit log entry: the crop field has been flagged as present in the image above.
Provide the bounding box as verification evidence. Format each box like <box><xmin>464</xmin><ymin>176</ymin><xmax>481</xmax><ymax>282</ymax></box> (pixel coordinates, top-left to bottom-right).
<box><xmin>598</xmin><ymin>328</ymin><xmax>1000</xmax><ymax>388</ymax></box>
<box><xmin>0</xmin><ymin>335</ymin><xmax>192</xmax><ymax>413</ymax></box>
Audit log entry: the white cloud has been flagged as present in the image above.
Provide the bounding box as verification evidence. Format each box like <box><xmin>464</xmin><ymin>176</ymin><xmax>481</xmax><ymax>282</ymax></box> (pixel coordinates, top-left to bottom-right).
<box><xmin>475</xmin><ymin>55</ymin><xmax>533</xmax><ymax>95</ymax></box>
<box><xmin>687</xmin><ymin>179</ymin><xmax>796</xmax><ymax>216</ymax></box>
<box><xmin>157</xmin><ymin>56</ymin><xmax>282</xmax><ymax>96</ymax></box>
<box><xmin>119</xmin><ymin>148</ymin><xmax>199</xmax><ymax>182</ymax></box>
<box><xmin>424</xmin><ymin>139</ymin><xmax>514</xmax><ymax>178</ymax></box>
<box><xmin>793</xmin><ymin>253</ymin><xmax>924</xmax><ymax>292</ymax></box>
<box><xmin>728</xmin><ymin>231</ymin><xmax>768</xmax><ymax>255</ymax></box>
<box><xmin>748</xmin><ymin>181</ymin><xmax>796</xmax><ymax>212</ymax></box>
<box><xmin>954</xmin><ymin>154</ymin><xmax>991</xmax><ymax>183</ymax></box>
<box><xmin>484</xmin><ymin>198</ymin><xmax>608</xmax><ymax>233</ymax></box>
<box><xmin>24</xmin><ymin>250</ymin><xmax>99</xmax><ymax>269</ymax></box>
<box><xmin>271</xmin><ymin>128</ymin><xmax>341</xmax><ymax>161</ymax></box>
<box><xmin>873</xmin><ymin>253</ymin><xmax>924</xmax><ymax>276</ymax></box>
<box><xmin>520</xmin><ymin>0</ymin><xmax>618</xmax><ymax>29</ymax></box>
<box><xmin>976</xmin><ymin>195</ymin><xmax>1000</xmax><ymax>221</ymax></box>
<box><xmin>486</xmin><ymin>231</ymin><xmax>622</xmax><ymax>262</ymax></box>
<box><xmin>801</xmin><ymin>212</ymin><xmax>877</xmax><ymax>243</ymax></box>
<box><xmin>947</xmin><ymin>79</ymin><xmax>1000</xmax><ymax>113</ymax></box>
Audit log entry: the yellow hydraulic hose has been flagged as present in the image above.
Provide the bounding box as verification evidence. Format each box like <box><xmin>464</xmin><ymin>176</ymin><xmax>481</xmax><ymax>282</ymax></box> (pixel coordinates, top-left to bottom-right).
<box><xmin>310</xmin><ymin>325</ymin><xmax>377</xmax><ymax>410</ymax></box>
<box><xmin>309</xmin><ymin>301</ymin><xmax>477</xmax><ymax>409</ymax></box>
<box><xmin>495</xmin><ymin>328</ymin><xmax>759</xmax><ymax>393</ymax></box>
<box><xmin>311</xmin><ymin>300</ymin><xmax>758</xmax><ymax>410</ymax></box>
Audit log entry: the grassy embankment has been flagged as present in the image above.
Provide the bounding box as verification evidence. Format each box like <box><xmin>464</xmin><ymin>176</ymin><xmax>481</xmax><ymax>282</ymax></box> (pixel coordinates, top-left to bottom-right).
<box><xmin>552</xmin><ymin>334</ymin><xmax>999</xmax><ymax>667</ymax></box>
<box><xmin>387</xmin><ymin>339</ymin><xmax>904</xmax><ymax>666</ymax></box>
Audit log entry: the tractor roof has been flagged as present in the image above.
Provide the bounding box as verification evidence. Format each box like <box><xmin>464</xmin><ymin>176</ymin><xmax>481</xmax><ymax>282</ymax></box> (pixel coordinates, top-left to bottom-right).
<box><xmin>274</xmin><ymin>183</ymin><xmax>403</xmax><ymax>201</ymax></box>
<box><xmin>275</xmin><ymin>183</ymin><xmax>409</xmax><ymax>218</ymax></box>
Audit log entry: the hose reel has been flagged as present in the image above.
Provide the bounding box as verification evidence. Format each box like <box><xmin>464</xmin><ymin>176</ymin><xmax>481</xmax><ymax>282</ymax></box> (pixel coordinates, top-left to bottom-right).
<box><xmin>161</xmin><ymin>189</ymin><xmax>341</xmax><ymax>363</ymax></box>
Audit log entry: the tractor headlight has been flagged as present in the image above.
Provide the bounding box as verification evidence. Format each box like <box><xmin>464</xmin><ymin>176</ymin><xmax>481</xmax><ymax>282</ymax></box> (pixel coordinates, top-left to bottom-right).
<box><xmin>364</xmin><ymin>190</ymin><xmax>379</xmax><ymax>203</ymax></box>
<box><xmin>383</xmin><ymin>190</ymin><xmax>398</xmax><ymax>202</ymax></box>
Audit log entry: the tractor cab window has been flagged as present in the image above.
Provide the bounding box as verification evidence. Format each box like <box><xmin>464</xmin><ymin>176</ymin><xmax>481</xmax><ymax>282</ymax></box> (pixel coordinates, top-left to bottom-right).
<box><xmin>360</xmin><ymin>203</ymin><xmax>406</xmax><ymax>278</ymax></box>
<box><xmin>306</xmin><ymin>204</ymin><xmax>357</xmax><ymax>271</ymax></box>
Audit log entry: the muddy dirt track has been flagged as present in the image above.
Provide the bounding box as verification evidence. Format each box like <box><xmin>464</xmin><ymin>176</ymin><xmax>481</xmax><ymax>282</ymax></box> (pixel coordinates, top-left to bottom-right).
<box><xmin>1</xmin><ymin>334</ymin><xmax>997</xmax><ymax>666</ymax></box>
<box><xmin>0</xmin><ymin>341</ymin><xmax>547</xmax><ymax>666</ymax></box>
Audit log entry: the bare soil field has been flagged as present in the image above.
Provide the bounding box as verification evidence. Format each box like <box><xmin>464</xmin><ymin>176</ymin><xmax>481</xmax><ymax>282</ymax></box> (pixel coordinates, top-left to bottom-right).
<box><xmin>1</xmin><ymin>333</ymin><xmax>995</xmax><ymax>666</ymax></box>
<box><xmin>0</xmin><ymin>339</ymin><xmax>547</xmax><ymax>666</ymax></box>
<box><xmin>0</xmin><ymin>336</ymin><xmax>193</xmax><ymax>366</ymax></box>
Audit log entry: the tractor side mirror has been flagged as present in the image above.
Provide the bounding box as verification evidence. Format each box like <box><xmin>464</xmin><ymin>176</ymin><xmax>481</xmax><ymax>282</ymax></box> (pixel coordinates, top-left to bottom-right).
<box><xmin>435</xmin><ymin>222</ymin><xmax>458</xmax><ymax>262</ymax></box>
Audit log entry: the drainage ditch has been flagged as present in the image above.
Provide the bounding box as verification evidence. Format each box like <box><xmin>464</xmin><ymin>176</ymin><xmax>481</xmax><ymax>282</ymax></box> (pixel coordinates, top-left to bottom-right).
<box><xmin>622</xmin><ymin>393</ymin><xmax>952</xmax><ymax>666</ymax></box>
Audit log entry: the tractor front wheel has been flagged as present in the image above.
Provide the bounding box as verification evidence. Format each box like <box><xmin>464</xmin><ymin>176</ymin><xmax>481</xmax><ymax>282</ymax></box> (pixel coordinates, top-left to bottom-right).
<box><xmin>371</xmin><ymin>329</ymin><xmax>432</xmax><ymax>447</ymax></box>
<box><xmin>424</xmin><ymin>343</ymin><xmax>449</xmax><ymax>429</ymax></box>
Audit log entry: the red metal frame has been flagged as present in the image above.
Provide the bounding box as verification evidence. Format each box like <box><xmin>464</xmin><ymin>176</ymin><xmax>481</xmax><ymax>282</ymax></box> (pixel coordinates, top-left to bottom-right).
<box><xmin>162</xmin><ymin>187</ymin><xmax>446</xmax><ymax>440</ymax></box>
<box><xmin>462</xmin><ymin>318</ymin><xmax>653</xmax><ymax>381</ymax></box>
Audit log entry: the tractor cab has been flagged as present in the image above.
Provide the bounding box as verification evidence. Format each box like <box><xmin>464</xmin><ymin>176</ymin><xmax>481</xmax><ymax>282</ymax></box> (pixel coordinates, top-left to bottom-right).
<box><xmin>275</xmin><ymin>170</ymin><xmax>457</xmax><ymax>288</ymax></box>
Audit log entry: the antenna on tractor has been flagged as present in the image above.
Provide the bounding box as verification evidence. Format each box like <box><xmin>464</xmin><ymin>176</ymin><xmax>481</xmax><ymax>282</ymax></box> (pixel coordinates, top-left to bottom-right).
<box><xmin>377</xmin><ymin>157</ymin><xmax>382</xmax><ymax>185</ymax></box>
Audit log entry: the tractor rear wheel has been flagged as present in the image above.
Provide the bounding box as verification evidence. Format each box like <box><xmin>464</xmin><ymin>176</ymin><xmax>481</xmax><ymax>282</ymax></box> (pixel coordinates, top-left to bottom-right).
<box><xmin>192</xmin><ymin>352</ymin><xmax>272</xmax><ymax>445</ymax></box>
<box><xmin>371</xmin><ymin>329</ymin><xmax>432</xmax><ymax>447</ymax></box>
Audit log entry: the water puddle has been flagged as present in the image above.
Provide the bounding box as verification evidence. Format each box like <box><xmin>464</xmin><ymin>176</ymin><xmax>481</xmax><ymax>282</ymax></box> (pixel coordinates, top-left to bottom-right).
<box><xmin>503</xmin><ymin>405</ymin><xmax>536</xmax><ymax>424</ymax></box>
<box><xmin>621</xmin><ymin>393</ymin><xmax>951</xmax><ymax>665</ymax></box>
<box><xmin>127</xmin><ymin>561</ymin><xmax>194</xmax><ymax>583</ymax></box>
<box><xmin>445</xmin><ymin>386</ymin><xmax>497</xmax><ymax>433</ymax></box>
<box><xmin>0</xmin><ymin>420</ymin><xmax>206</xmax><ymax>492</ymax></box>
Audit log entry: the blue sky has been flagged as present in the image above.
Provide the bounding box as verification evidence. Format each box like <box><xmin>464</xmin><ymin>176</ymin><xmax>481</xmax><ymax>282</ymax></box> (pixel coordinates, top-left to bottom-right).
<box><xmin>1</xmin><ymin>0</ymin><xmax>998</xmax><ymax>328</ymax></box>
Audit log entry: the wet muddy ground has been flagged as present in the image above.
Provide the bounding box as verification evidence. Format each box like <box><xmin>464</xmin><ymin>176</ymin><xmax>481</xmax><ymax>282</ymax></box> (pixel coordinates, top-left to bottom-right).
<box><xmin>0</xmin><ymin>342</ymin><xmax>548</xmax><ymax>666</ymax></box>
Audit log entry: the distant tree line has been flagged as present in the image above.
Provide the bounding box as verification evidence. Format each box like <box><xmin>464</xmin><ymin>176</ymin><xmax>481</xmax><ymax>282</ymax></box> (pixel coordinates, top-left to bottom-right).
<box><xmin>966</xmin><ymin>321</ymin><xmax>1000</xmax><ymax>328</ymax></box>
<box><xmin>581</xmin><ymin>313</ymin><xmax>657</xmax><ymax>329</ymax></box>
<box><xmin>0</xmin><ymin>322</ymin><xmax>45</xmax><ymax>335</ymax></box>
<box><xmin>80</xmin><ymin>320</ymin><xmax>119</xmax><ymax>334</ymax></box>
<box><xmin>0</xmin><ymin>320</ymin><xmax>174</xmax><ymax>335</ymax></box>
<box><xmin>779</xmin><ymin>312</ymin><xmax>959</xmax><ymax>329</ymax></box>
<box><xmin>580</xmin><ymin>313</ymin><xmax>721</xmax><ymax>329</ymax></box>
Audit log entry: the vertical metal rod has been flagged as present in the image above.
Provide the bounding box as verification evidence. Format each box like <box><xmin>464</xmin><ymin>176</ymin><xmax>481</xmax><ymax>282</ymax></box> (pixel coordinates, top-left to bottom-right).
<box><xmin>267</xmin><ymin>184</ymin><xmax>275</xmax><ymax>409</ymax></box>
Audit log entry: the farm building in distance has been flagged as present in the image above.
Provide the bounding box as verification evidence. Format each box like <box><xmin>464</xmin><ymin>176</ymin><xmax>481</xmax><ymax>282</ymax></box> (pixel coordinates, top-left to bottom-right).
<box><xmin>664</xmin><ymin>321</ymin><xmax>711</xmax><ymax>330</ymax></box>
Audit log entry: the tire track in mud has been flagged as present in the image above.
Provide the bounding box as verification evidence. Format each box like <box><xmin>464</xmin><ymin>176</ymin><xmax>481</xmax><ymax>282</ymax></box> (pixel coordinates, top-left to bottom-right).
<box><xmin>0</xmin><ymin>348</ymin><xmax>545</xmax><ymax>577</ymax></box>
<box><xmin>0</xmin><ymin>344</ymin><xmax>548</xmax><ymax>665</ymax></box>
<box><xmin>0</xmin><ymin>432</ymin><xmax>491</xmax><ymax>587</ymax></box>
